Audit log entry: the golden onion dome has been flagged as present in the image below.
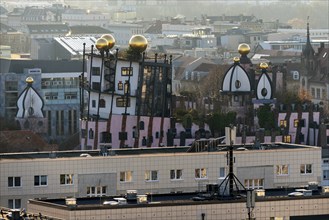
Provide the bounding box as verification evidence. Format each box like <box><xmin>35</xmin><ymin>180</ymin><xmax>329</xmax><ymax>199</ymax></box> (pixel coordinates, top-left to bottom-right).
<box><xmin>238</xmin><ymin>43</ymin><xmax>250</xmax><ymax>55</ymax></box>
<box><xmin>26</xmin><ymin>76</ymin><xmax>34</xmax><ymax>84</ymax></box>
<box><xmin>233</xmin><ymin>57</ymin><xmax>240</xmax><ymax>63</ymax></box>
<box><xmin>129</xmin><ymin>35</ymin><xmax>148</xmax><ymax>53</ymax></box>
<box><xmin>259</xmin><ymin>62</ymin><xmax>269</xmax><ymax>70</ymax></box>
<box><xmin>101</xmin><ymin>34</ymin><xmax>115</xmax><ymax>50</ymax></box>
<box><xmin>95</xmin><ymin>38</ymin><xmax>108</xmax><ymax>51</ymax></box>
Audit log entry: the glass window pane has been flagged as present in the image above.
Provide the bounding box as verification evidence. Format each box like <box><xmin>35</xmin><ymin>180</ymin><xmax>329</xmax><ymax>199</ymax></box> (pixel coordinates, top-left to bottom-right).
<box><xmin>8</xmin><ymin>177</ymin><xmax>13</xmax><ymax>187</ymax></box>
<box><xmin>306</xmin><ymin>164</ymin><xmax>312</xmax><ymax>173</ymax></box>
<box><xmin>41</xmin><ymin>175</ymin><xmax>47</xmax><ymax>185</ymax></box>
<box><xmin>120</xmin><ymin>172</ymin><xmax>125</xmax><ymax>181</ymax></box>
<box><xmin>60</xmin><ymin>174</ymin><xmax>65</xmax><ymax>184</ymax></box>
<box><xmin>177</xmin><ymin>170</ymin><xmax>182</xmax><ymax>179</ymax></box>
<box><xmin>14</xmin><ymin>177</ymin><xmax>20</xmax><ymax>187</ymax></box>
<box><xmin>170</xmin><ymin>170</ymin><xmax>175</xmax><ymax>179</ymax></box>
<box><xmin>34</xmin><ymin>176</ymin><xmax>39</xmax><ymax>186</ymax></box>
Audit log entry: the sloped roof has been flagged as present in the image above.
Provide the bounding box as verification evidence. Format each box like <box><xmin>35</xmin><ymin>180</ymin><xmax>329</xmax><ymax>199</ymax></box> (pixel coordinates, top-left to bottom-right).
<box><xmin>54</xmin><ymin>36</ymin><xmax>97</xmax><ymax>56</ymax></box>
<box><xmin>0</xmin><ymin>130</ymin><xmax>51</xmax><ymax>153</ymax></box>
<box><xmin>7</xmin><ymin>59</ymin><xmax>82</xmax><ymax>73</ymax></box>
<box><xmin>0</xmin><ymin>5</ymin><xmax>8</xmax><ymax>15</ymax></box>
<box><xmin>70</xmin><ymin>26</ymin><xmax>112</xmax><ymax>35</ymax></box>
<box><xmin>144</xmin><ymin>21</ymin><xmax>164</xmax><ymax>34</ymax></box>
<box><xmin>22</xmin><ymin>7</ymin><xmax>46</xmax><ymax>18</ymax></box>
<box><xmin>27</xmin><ymin>24</ymin><xmax>70</xmax><ymax>35</ymax></box>
<box><xmin>173</xmin><ymin>56</ymin><xmax>216</xmax><ymax>80</ymax></box>
<box><xmin>0</xmin><ymin>23</ymin><xmax>17</xmax><ymax>33</ymax></box>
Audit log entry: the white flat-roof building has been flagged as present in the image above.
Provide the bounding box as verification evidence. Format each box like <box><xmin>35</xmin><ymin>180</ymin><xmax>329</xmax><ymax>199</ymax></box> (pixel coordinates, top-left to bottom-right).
<box><xmin>0</xmin><ymin>143</ymin><xmax>322</xmax><ymax>209</ymax></box>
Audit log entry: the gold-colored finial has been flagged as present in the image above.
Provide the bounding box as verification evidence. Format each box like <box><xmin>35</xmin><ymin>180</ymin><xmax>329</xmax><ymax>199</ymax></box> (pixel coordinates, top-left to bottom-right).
<box><xmin>259</xmin><ymin>62</ymin><xmax>269</xmax><ymax>70</ymax></box>
<box><xmin>233</xmin><ymin>57</ymin><xmax>240</xmax><ymax>63</ymax></box>
<box><xmin>129</xmin><ymin>35</ymin><xmax>148</xmax><ymax>53</ymax></box>
<box><xmin>238</xmin><ymin>43</ymin><xmax>250</xmax><ymax>55</ymax></box>
<box><xmin>101</xmin><ymin>34</ymin><xmax>115</xmax><ymax>50</ymax></box>
<box><xmin>95</xmin><ymin>38</ymin><xmax>108</xmax><ymax>51</ymax></box>
<box><xmin>26</xmin><ymin>76</ymin><xmax>34</xmax><ymax>84</ymax></box>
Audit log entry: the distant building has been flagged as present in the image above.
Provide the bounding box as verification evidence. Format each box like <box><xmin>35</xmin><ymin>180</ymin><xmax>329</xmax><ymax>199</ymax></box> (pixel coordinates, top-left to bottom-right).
<box><xmin>0</xmin><ymin>59</ymin><xmax>83</xmax><ymax>144</ymax></box>
<box><xmin>61</xmin><ymin>8</ymin><xmax>109</xmax><ymax>27</ymax></box>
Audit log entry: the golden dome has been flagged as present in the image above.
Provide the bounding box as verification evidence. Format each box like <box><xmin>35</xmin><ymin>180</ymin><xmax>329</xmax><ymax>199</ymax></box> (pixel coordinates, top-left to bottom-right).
<box><xmin>26</xmin><ymin>76</ymin><xmax>34</xmax><ymax>84</ymax></box>
<box><xmin>95</xmin><ymin>38</ymin><xmax>108</xmax><ymax>51</ymax></box>
<box><xmin>259</xmin><ymin>62</ymin><xmax>269</xmax><ymax>70</ymax></box>
<box><xmin>129</xmin><ymin>35</ymin><xmax>148</xmax><ymax>53</ymax></box>
<box><xmin>101</xmin><ymin>34</ymin><xmax>115</xmax><ymax>50</ymax></box>
<box><xmin>238</xmin><ymin>43</ymin><xmax>250</xmax><ymax>55</ymax></box>
<box><xmin>233</xmin><ymin>57</ymin><xmax>240</xmax><ymax>63</ymax></box>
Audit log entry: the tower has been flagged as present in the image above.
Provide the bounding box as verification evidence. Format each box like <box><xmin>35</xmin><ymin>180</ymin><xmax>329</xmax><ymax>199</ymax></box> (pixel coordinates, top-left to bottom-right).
<box><xmin>16</xmin><ymin>77</ymin><xmax>47</xmax><ymax>134</ymax></box>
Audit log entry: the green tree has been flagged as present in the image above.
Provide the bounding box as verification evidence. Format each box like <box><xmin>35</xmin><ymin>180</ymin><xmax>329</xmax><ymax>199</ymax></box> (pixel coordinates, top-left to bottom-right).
<box><xmin>257</xmin><ymin>104</ymin><xmax>275</xmax><ymax>130</ymax></box>
<box><xmin>206</xmin><ymin>111</ymin><xmax>236</xmax><ymax>136</ymax></box>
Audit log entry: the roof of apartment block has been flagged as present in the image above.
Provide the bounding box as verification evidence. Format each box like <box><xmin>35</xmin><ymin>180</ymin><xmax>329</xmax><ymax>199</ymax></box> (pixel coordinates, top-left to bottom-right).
<box><xmin>0</xmin><ymin>143</ymin><xmax>320</xmax><ymax>160</ymax></box>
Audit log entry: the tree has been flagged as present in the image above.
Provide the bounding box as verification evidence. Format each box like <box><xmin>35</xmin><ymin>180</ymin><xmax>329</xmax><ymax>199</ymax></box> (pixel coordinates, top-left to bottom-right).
<box><xmin>206</xmin><ymin>111</ymin><xmax>236</xmax><ymax>137</ymax></box>
<box><xmin>257</xmin><ymin>104</ymin><xmax>275</xmax><ymax>130</ymax></box>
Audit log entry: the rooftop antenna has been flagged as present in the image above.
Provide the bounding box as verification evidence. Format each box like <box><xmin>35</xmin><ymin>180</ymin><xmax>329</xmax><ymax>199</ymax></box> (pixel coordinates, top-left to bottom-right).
<box><xmin>218</xmin><ymin>125</ymin><xmax>246</xmax><ymax>198</ymax></box>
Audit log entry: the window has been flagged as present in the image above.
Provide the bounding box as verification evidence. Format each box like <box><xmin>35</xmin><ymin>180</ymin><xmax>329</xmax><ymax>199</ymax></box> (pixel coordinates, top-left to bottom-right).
<box><xmin>300</xmin><ymin>164</ymin><xmax>312</xmax><ymax>175</ymax></box>
<box><xmin>170</xmin><ymin>169</ymin><xmax>183</xmax><ymax>180</ymax></box>
<box><xmin>124</xmin><ymin>81</ymin><xmax>130</xmax><ymax>94</ymax></box>
<box><xmin>120</xmin><ymin>171</ymin><xmax>133</xmax><ymax>182</ymax></box>
<box><xmin>34</xmin><ymin>175</ymin><xmax>48</xmax><ymax>186</ymax></box>
<box><xmin>283</xmin><ymin>135</ymin><xmax>291</xmax><ymax>143</ymax></box>
<box><xmin>60</xmin><ymin>174</ymin><xmax>74</xmax><ymax>185</ymax></box>
<box><xmin>280</xmin><ymin>120</ymin><xmax>287</xmax><ymax>128</ymax></box>
<box><xmin>121</xmin><ymin>67</ymin><xmax>133</xmax><ymax>76</ymax></box>
<box><xmin>92</xmin><ymin>67</ymin><xmax>100</xmax><ymax>76</ymax></box>
<box><xmin>89</xmin><ymin>128</ymin><xmax>94</xmax><ymax>139</ymax></box>
<box><xmin>311</xmin><ymin>88</ymin><xmax>315</xmax><ymax>97</ymax></box>
<box><xmin>99</xmin><ymin>99</ymin><xmax>106</xmax><ymax>108</ymax></box>
<box><xmin>92</xmin><ymin>100</ymin><xmax>96</xmax><ymax>108</ymax></box>
<box><xmin>8</xmin><ymin>199</ymin><xmax>21</xmax><ymax>209</ymax></box>
<box><xmin>92</xmin><ymin>82</ymin><xmax>100</xmax><ymax>90</ymax></box>
<box><xmin>101</xmin><ymin>132</ymin><xmax>111</xmax><ymax>143</ymax></box>
<box><xmin>323</xmin><ymin>170</ymin><xmax>329</xmax><ymax>180</ymax></box>
<box><xmin>45</xmin><ymin>92</ymin><xmax>58</xmax><ymax>100</ymax></box>
<box><xmin>64</xmin><ymin>92</ymin><xmax>77</xmax><ymax>100</ymax></box>
<box><xmin>139</xmin><ymin>121</ymin><xmax>145</xmax><ymax>130</ymax></box>
<box><xmin>119</xmin><ymin>132</ymin><xmax>127</xmax><ymax>141</ymax></box>
<box><xmin>116</xmin><ymin>97</ymin><xmax>130</xmax><ymax>107</ymax></box>
<box><xmin>87</xmin><ymin>186</ymin><xmax>107</xmax><ymax>197</ymax></box>
<box><xmin>195</xmin><ymin>168</ymin><xmax>207</xmax><ymax>179</ymax></box>
<box><xmin>145</xmin><ymin>170</ymin><xmax>158</xmax><ymax>181</ymax></box>
<box><xmin>294</xmin><ymin>119</ymin><xmax>299</xmax><ymax>127</ymax></box>
<box><xmin>219</xmin><ymin>167</ymin><xmax>226</xmax><ymax>178</ymax></box>
<box><xmin>118</xmin><ymin>81</ymin><xmax>123</xmax><ymax>90</ymax></box>
<box><xmin>316</xmin><ymin>88</ymin><xmax>320</xmax><ymax>99</ymax></box>
<box><xmin>8</xmin><ymin>177</ymin><xmax>21</xmax><ymax>187</ymax></box>
<box><xmin>276</xmin><ymin>165</ymin><xmax>289</xmax><ymax>176</ymax></box>
<box><xmin>244</xmin><ymin>178</ymin><xmax>264</xmax><ymax>189</ymax></box>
